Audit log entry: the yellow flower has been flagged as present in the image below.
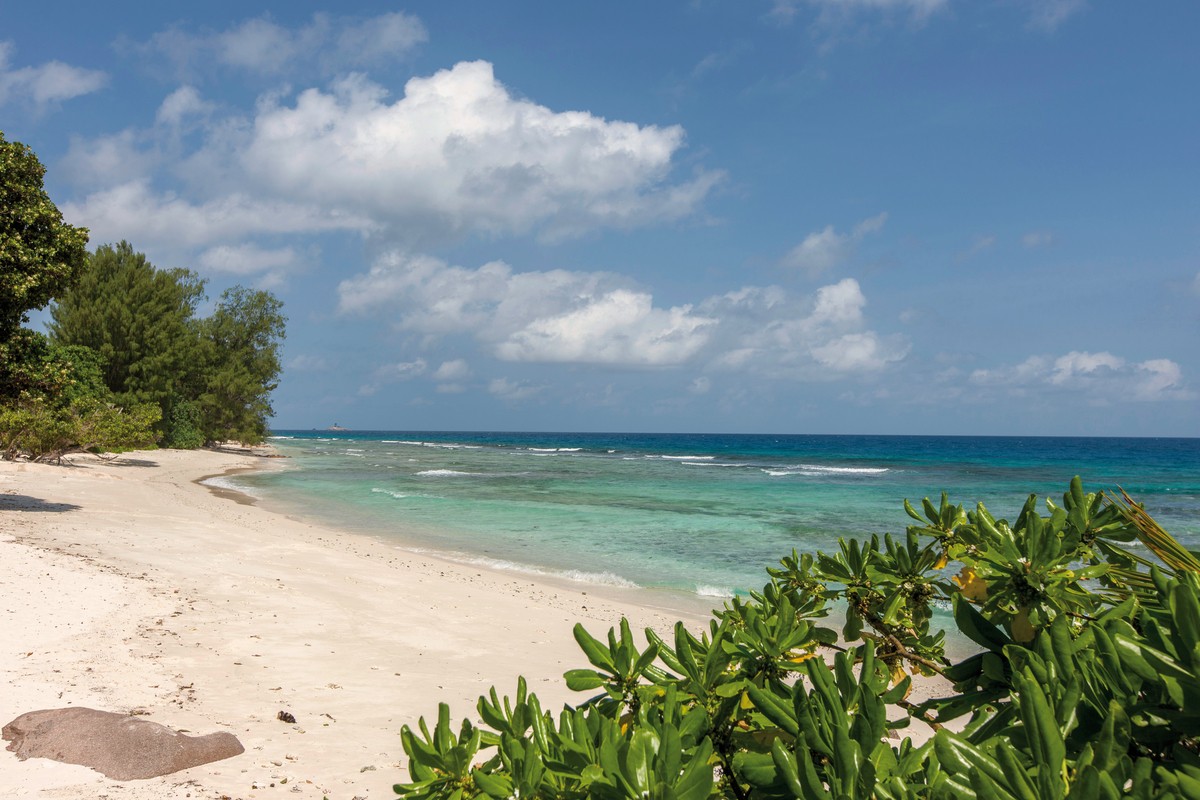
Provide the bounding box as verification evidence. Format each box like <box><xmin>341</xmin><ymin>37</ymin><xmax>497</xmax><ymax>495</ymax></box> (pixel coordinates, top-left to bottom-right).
<box><xmin>934</xmin><ymin>552</ymin><xmax>949</xmax><ymax>570</ymax></box>
<box><xmin>889</xmin><ymin>663</ymin><xmax>914</xmax><ymax>699</ymax></box>
<box><xmin>1009</xmin><ymin>607</ymin><xmax>1036</xmax><ymax>643</ymax></box>
<box><xmin>953</xmin><ymin>566</ymin><xmax>988</xmax><ymax>602</ymax></box>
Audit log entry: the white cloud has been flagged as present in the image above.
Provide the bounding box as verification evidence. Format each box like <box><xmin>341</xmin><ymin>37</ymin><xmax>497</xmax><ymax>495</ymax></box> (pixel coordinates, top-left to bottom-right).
<box><xmin>198</xmin><ymin>243</ymin><xmax>300</xmax><ymax>275</ymax></box>
<box><xmin>689</xmin><ymin>377</ymin><xmax>712</xmax><ymax>395</ymax></box>
<box><xmin>488</xmin><ymin>377</ymin><xmax>543</xmax><ymax>402</ymax></box>
<box><xmin>811</xmin><ymin>333</ymin><xmax>899</xmax><ymax>371</ymax></box>
<box><xmin>135</xmin><ymin>12</ymin><xmax>427</xmax><ymax>79</ymax></box>
<box><xmin>1027</xmin><ymin>0</ymin><xmax>1087</xmax><ymax>32</ymax></box>
<box><xmin>0</xmin><ymin>41</ymin><xmax>107</xmax><ymax>110</ymax></box>
<box><xmin>781</xmin><ymin>212</ymin><xmax>887</xmax><ymax>277</ymax></box>
<box><xmin>62</xmin><ymin>180</ymin><xmax>374</xmax><ymax>255</ymax></box>
<box><xmin>359</xmin><ymin>358</ymin><xmax>427</xmax><ymax>396</ymax></box>
<box><xmin>1134</xmin><ymin>360</ymin><xmax>1184</xmax><ymax>401</ymax></box>
<box><xmin>496</xmin><ymin>290</ymin><xmax>715</xmax><ymax>366</ymax></box>
<box><xmin>339</xmin><ymin>252</ymin><xmax>906</xmax><ymax>377</ymax></box>
<box><xmin>1021</xmin><ymin>230</ymin><xmax>1055</xmax><ymax>248</ymax></box>
<box><xmin>287</xmin><ymin>354</ymin><xmax>330</xmax><ymax>372</ymax></box>
<box><xmin>338</xmin><ymin>252</ymin><xmax>714</xmax><ymax>367</ymax></box>
<box><xmin>970</xmin><ymin>350</ymin><xmax>1189</xmax><ymax>401</ymax></box>
<box><xmin>769</xmin><ymin>0</ymin><xmax>947</xmax><ymax>25</ymax></box>
<box><xmin>782</xmin><ymin>226</ymin><xmax>848</xmax><ymax>276</ymax></box>
<box><xmin>434</xmin><ymin>359</ymin><xmax>471</xmax><ymax>381</ymax></box>
<box><xmin>156</xmin><ymin>86</ymin><xmax>214</xmax><ymax>127</ymax></box>
<box><xmin>65</xmin><ymin>61</ymin><xmax>716</xmax><ymax>252</ymax></box>
<box><xmin>233</xmin><ymin>62</ymin><xmax>719</xmax><ymax>243</ymax></box>
<box><xmin>1049</xmin><ymin>350</ymin><xmax>1123</xmax><ymax>385</ymax></box>
<box><xmin>60</xmin><ymin>131</ymin><xmax>159</xmax><ymax>190</ymax></box>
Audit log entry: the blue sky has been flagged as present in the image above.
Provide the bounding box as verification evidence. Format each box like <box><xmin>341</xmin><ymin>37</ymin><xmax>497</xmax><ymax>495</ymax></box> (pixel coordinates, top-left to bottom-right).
<box><xmin>5</xmin><ymin>1</ymin><xmax>1198</xmax><ymax>436</ymax></box>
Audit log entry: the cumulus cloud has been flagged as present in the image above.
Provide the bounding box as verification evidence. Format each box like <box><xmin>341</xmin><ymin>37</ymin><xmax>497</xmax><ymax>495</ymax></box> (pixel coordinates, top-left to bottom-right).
<box><xmin>63</xmin><ymin>60</ymin><xmax>717</xmax><ymax>259</ymax></box>
<box><xmin>970</xmin><ymin>350</ymin><xmax>1189</xmax><ymax>401</ymax></box>
<box><xmin>496</xmin><ymin>290</ymin><xmax>715</xmax><ymax>366</ymax></box>
<box><xmin>0</xmin><ymin>41</ymin><xmax>107</xmax><ymax>111</ymax></box>
<box><xmin>230</xmin><ymin>62</ymin><xmax>719</xmax><ymax>243</ymax></box>
<box><xmin>61</xmin><ymin>180</ymin><xmax>374</xmax><ymax>254</ymax></box>
<box><xmin>339</xmin><ymin>252</ymin><xmax>907</xmax><ymax>376</ymax></box>
<box><xmin>156</xmin><ymin>86</ymin><xmax>215</xmax><ymax>127</ymax></box>
<box><xmin>198</xmin><ymin>243</ymin><xmax>299</xmax><ymax>275</ymax></box>
<box><xmin>133</xmin><ymin>12</ymin><xmax>427</xmax><ymax>80</ymax></box>
<box><xmin>781</xmin><ymin>212</ymin><xmax>887</xmax><ymax>277</ymax></box>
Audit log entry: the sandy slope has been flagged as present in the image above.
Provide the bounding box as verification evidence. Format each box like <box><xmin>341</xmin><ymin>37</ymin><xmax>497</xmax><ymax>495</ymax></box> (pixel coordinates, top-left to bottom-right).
<box><xmin>0</xmin><ymin>449</ymin><xmax>710</xmax><ymax>799</ymax></box>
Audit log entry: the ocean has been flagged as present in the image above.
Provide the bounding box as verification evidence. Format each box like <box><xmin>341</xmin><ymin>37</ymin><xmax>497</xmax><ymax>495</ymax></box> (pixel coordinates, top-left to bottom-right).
<box><xmin>217</xmin><ymin>431</ymin><xmax>1200</xmax><ymax>615</ymax></box>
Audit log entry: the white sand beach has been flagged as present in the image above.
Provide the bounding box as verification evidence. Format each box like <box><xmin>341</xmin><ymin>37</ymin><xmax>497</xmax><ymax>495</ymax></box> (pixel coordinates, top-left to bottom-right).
<box><xmin>0</xmin><ymin>449</ymin><xmax>712</xmax><ymax>799</ymax></box>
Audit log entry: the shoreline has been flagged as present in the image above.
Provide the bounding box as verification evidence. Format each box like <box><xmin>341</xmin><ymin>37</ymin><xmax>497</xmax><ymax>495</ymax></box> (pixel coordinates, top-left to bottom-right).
<box><xmin>1</xmin><ymin>449</ymin><xmax>712</xmax><ymax>798</ymax></box>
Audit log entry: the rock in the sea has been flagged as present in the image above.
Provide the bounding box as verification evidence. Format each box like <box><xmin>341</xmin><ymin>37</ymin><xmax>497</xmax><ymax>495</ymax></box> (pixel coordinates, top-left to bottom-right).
<box><xmin>2</xmin><ymin>707</ymin><xmax>244</xmax><ymax>780</ymax></box>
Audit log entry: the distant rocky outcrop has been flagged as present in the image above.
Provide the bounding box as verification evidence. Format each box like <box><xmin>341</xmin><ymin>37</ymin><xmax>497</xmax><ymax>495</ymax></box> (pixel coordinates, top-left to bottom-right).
<box><xmin>3</xmin><ymin>707</ymin><xmax>244</xmax><ymax>780</ymax></box>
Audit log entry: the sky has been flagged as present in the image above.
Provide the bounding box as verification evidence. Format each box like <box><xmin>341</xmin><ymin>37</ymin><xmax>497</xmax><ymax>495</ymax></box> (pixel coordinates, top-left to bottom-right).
<box><xmin>4</xmin><ymin>1</ymin><xmax>1198</xmax><ymax>436</ymax></box>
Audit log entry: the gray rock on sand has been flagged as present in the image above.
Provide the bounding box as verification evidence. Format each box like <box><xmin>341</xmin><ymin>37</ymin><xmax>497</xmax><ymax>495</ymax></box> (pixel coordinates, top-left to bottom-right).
<box><xmin>2</xmin><ymin>707</ymin><xmax>244</xmax><ymax>780</ymax></box>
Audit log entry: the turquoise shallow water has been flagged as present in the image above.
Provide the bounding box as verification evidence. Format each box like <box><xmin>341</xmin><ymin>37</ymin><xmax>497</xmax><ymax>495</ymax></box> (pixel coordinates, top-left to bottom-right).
<box><xmin>221</xmin><ymin>432</ymin><xmax>1200</xmax><ymax>606</ymax></box>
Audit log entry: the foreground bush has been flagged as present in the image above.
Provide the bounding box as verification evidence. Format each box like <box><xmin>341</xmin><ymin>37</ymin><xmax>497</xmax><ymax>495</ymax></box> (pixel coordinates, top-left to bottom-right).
<box><xmin>395</xmin><ymin>479</ymin><xmax>1200</xmax><ymax>799</ymax></box>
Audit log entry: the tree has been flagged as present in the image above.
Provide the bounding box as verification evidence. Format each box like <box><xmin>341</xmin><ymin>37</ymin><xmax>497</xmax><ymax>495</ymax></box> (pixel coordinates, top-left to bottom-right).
<box><xmin>0</xmin><ymin>131</ymin><xmax>89</xmax><ymax>343</ymax></box>
<box><xmin>197</xmin><ymin>286</ymin><xmax>286</xmax><ymax>445</ymax></box>
<box><xmin>49</xmin><ymin>243</ymin><xmax>287</xmax><ymax>447</ymax></box>
<box><xmin>0</xmin><ymin>137</ymin><xmax>158</xmax><ymax>461</ymax></box>
<box><xmin>48</xmin><ymin>241</ymin><xmax>206</xmax><ymax>416</ymax></box>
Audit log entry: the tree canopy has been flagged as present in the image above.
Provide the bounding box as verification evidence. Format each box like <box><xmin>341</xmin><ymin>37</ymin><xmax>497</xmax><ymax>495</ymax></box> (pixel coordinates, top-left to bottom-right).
<box><xmin>48</xmin><ymin>241</ymin><xmax>206</xmax><ymax>414</ymax></box>
<box><xmin>197</xmin><ymin>286</ymin><xmax>286</xmax><ymax>444</ymax></box>
<box><xmin>0</xmin><ymin>131</ymin><xmax>89</xmax><ymax>342</ymax></box>
<box><xmin>1</xmin><ymin>133</ymin><xmax>285</xmax><ymax>459</ymax></box>
<box><xmin>49</xmin><ymin>243</ymin><xmax>286</xmax><ymax>446</ymax></box>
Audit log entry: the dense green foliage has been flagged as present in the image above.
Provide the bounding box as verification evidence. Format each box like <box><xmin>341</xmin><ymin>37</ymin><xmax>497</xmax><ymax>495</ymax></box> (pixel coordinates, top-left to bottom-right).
<box><xmin>395</xmin><ymin>481</ymin><xmax>1200</xmax><ymax>799</ymax></box>
<box><xmin>49</xmin><ymin>242</ymin><xmax>286</xmax><ymax>446</ymax></box>
<box><xmin>0</xmin><ymin>133</ymin><xmax>160</xmax><ymax>461</ymax></box>
<box><xmin>0</xmin><ymin>131</ymin><xmax>89</xmax><ymax>342</ymax></box>
<box><xmin>1</xmin><ymin>134</ymin><xmax>285</xmax><ymax>459</ymax></box>
<box><xmin>195</xmin><ymin>286</ymin><xmax>286</xmax><ymax>444</ymax></box>
<box><xmin>48</xmin><ymin>241</ymin><xmax>206</xmax><ymax>415</ymax></box>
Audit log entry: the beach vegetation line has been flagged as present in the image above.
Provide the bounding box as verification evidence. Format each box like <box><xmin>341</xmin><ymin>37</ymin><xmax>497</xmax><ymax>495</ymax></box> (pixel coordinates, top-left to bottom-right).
<box><xmin>395</xmin><ymin>478</ymin><xmax>1200</xmax><ymax>799</ymax></box>
<box><xmin>0</xmin><ymin>133</ymin><xmax>286</xmax><ymax>460</ymax></box>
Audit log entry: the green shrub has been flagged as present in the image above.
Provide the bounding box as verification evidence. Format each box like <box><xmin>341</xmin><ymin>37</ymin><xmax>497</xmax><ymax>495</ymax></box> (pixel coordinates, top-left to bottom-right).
<box><xmin>162</xmin><ymin>399</ymin><xmax>205</xmax><ymax>449</ymax></box>
<box><xmin>395</xmin><ymin>479</ymin><xmax>1200</xmax><ymax>800</ymax></box>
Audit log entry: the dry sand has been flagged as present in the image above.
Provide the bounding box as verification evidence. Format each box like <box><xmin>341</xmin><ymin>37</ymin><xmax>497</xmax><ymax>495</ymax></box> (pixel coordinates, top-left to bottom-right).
<box><xmin>0</xmin><ymin>448</ymin><xmax>712</xmax><ymax>799</ymax></box>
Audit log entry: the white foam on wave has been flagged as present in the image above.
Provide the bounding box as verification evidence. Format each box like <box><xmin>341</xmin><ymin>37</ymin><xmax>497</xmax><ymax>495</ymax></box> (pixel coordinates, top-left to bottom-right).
<box><xmin>200</xmin><ymin>476</ymin><xmax>260</xmax><ymax>498</ymax></box>
<box><xmin>652</xmin><ymin>454</ymin><xmax>715</xmax><ymax>461</ymax></box>
<box><xmin>695</xmin><ymin>584</ymin><xmax>735</xmax><ymax>598</ymax></box>
<box><xmin>682</xmin><ymin>461</ymin><xmax>739</xmax><ymax>468</ymax></box>
<box><xmin>763</xmin><ymin>464</ymin><xmax>890</xmax><ymax>477</ymax></box>
<box><xmin>268</xmin><ymin>435</ymin><xmax>294</xmax><ymax>440</ymax></box>
<box><xmin>370</xmin><ymin>487</ymin><xmax>411</xmax><ymax>499</ymax></box>
<box><xmin>416</xmin><ymin>469</ymin><xmax>482</xmax><ymax>477</ymax></box>
<box><xmin>418</xmin><ymin>551</ymin><xmax>640</xmax><ymax>588</ymax></box>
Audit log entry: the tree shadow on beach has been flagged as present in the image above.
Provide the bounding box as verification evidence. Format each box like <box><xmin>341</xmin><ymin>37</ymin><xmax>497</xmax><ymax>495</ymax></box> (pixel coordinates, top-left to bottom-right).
<box><xmin>0</xmin><ymin>495</ymin><xmax>82</xmax><ymax>513</ymax></box>
<box><xmin>102</xmin><ymin>457</ymin><xmax>159</xmax><ymax>467</ymax></box>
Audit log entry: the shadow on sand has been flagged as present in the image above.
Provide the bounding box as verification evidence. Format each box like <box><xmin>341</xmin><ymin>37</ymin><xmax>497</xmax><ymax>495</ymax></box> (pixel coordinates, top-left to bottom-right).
<box><xmin>0</xmin><ymin>495</ymin><xmax>82</xmax><ymax>513</ymax></box>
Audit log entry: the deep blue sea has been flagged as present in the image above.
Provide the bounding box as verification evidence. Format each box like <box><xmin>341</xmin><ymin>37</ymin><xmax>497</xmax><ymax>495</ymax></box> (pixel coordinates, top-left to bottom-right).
<box><xmin>220</xmin><ymin>432</ymin><xmax>1200</xmax><ymax>607</ymax></box>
